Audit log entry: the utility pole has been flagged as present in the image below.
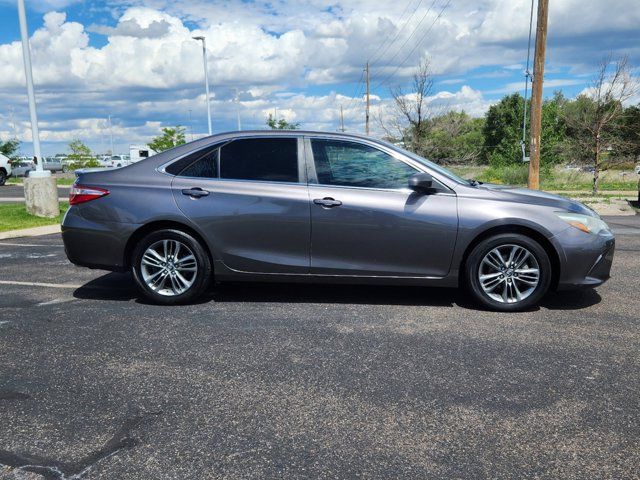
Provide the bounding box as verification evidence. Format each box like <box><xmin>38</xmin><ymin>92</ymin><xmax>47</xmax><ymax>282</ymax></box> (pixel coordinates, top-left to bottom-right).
<box><xmin>235</xmin><ymin>88</ymin><xmax>242</xmax><ymax>131</ymax></box>
<box><xmin>192</xmin><ymin>36</ymin><xmax>212</xmax><ymax>135</ymax></box>
<box><xmin>365</xmin><ymin>62</ymin><xmax>370</xmax><ymax>135</ymax></box>
<box><xmin>108</xmin><ymin>114</ymin><xmax>114</xmax><ymax>156</ymax></box>
<box><xmin>528</xmin><ymin>0</ymin><xmax>549</xmax><ymax>190</ymax></box>
<box><xmin>339</xmin><ymin>105</ymin><xmax>345</xmax><ymax>132</ymax></box>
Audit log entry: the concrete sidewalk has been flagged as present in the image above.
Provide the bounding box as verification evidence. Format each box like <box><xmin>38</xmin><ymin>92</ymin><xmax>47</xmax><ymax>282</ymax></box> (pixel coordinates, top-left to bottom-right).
<box><xmin>0</xmin><ymin>224</ymin><xmax>61</xmax><ymax>240</ymax></box>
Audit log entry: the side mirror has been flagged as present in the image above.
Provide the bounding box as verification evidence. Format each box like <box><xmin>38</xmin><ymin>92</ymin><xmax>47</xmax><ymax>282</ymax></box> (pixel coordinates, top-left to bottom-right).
<box><xmin>408</xmin><ymin>172</ymin><xmax>433</xmax><ymax>193</ymax></box>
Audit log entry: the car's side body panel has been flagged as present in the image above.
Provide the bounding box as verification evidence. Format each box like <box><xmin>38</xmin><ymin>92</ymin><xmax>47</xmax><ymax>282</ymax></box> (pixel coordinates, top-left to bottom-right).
<box><xmin>171</xmin><ymin>177</ymin><xmax>311</xmax><ymax>274</ymax></box>
<box><xmin>307</xmin><ymin>185</ymin><xmax>458</xmax><ymax>277</ymax></box>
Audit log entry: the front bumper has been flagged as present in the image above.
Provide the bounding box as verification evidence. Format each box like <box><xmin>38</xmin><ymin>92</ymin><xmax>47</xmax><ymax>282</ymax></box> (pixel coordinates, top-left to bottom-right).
<box><xmin>555</xmin><ymin>226</ymin><xmax>615</xmax><ymax>290</ymax></box>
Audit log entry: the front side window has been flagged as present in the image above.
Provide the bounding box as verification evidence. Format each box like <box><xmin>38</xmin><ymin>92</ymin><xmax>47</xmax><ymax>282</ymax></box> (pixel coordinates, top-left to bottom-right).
<box><xmin>310</xmin><ymin>139</ymin><xmax>417</xmax><ymax>189</ymax></box>
<box><xmin>220</xmin><ymin>138</ymin><xmax>298</xmax><ymax>183</ymax></box>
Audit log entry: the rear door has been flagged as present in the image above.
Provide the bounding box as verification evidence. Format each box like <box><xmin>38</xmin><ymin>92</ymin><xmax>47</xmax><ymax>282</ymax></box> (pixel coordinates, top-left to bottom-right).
<box><xmin>171</xmin><ymin>136</ymin><xmax>310</xmax><ymax>274</ymax></box>
<box><xmin>306</xmin><ymin>137</ymin><xmax>458</xmax><ymax>278</ymax></box>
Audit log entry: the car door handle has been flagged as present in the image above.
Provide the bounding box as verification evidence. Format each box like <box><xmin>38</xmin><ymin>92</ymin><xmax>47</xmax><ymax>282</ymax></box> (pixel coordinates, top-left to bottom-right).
<box><xmin>182</xmin><ymin>187</ymin><xmax>210</xmax><ymax>198</ymax></box>
<box><xmin>313</xmin><ymin>197</ymin><xmax>342</xmax><ymax>208</ymax></box>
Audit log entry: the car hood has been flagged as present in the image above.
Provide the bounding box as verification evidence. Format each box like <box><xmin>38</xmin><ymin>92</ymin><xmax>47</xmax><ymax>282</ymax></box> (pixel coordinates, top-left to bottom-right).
<box><xmin>475</xmin><ymin>183</ymin><xmax>597</xmax><ymax>216</ymax></box>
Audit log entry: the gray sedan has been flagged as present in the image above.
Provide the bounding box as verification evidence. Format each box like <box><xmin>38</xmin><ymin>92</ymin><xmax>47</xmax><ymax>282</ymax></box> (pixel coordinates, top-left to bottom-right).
<box><xmin>61</xmin><ymin>131</ymin><xmax>614</xmax><ymax>311</ymax></box>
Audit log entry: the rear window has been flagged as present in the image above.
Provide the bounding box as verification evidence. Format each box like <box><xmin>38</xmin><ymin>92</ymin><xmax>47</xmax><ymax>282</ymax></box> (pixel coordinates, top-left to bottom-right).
<box><xmin>165</xmin><ymin>146</ymin><xmax>218</xmax><ymax>178</ymax></box>
<box><xmin>220</xmin><ymin>138</ymin><xmax>298</xmax><ymax>183</ymax></box>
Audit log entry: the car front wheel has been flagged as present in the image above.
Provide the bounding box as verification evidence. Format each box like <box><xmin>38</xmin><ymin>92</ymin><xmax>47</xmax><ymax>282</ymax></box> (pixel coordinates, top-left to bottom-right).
<box><xmin>466</xmin><ymin>233</ymin><xmax>552</xmax><ymax>311</ymax></box>
<box><xmin>132</xmin><ymin>229</ymin><xmax>211</xmax><ymax>304</ymax></box>
<box><xmin>0</xmin><ymin>171</ymin><xmax>6</xmax><ymax>186</ymax></box>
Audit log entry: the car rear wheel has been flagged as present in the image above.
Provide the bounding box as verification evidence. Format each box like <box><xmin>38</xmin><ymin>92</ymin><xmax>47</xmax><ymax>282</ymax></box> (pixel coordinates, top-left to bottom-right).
<box><xmin>466</xmin><ymin>233</ymin><xmax>552</xmax><ymax>311</ymax></box>
<box><xmin>132</xmin><ymin>229</ymin><xmax>211</xmax><ymax>304</ymax></box>
<box><xmin>0</xmin><ymin>170</ymin><xmax>6</xmax><ymax>186</ymax></box>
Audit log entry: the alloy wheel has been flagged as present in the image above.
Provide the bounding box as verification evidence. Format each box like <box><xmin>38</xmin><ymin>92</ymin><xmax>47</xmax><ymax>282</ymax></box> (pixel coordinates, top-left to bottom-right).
<box><xmin>140</xmin><ymin>239</ymin><xmax>198</xmax><ymax>296</ymax></box>
<box><xmin>478</xmin><ymin>244</ymin><xmax>540</xmax><ymax>304</ymax></box>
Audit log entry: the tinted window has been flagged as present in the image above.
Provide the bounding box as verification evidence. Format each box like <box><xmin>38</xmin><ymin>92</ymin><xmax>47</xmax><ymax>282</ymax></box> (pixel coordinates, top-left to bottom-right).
<box><xmin>166</xmin><ymin>147</ymin><xmax>218</xmax><ymax>178</ymax></box>
<box><xmin>310</xmin><ymin>139</ymin><xmax>417</xmax><ymax>189</ymax></box>
<box><xmin>220</xmin><ymin>138</ymin><xmax>298</xmax><ymax>183</ymax></box>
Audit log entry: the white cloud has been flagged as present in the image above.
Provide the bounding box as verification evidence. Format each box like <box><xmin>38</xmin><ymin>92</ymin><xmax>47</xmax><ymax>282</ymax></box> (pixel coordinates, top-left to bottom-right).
<box><xmin>0</xmin><ymin>0</ymin><xmax>638</xmax><ymax>154</ymax></box>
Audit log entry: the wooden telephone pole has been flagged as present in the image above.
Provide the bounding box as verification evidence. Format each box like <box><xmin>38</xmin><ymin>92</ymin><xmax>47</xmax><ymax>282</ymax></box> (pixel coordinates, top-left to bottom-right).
<box><xmin>365</xmin><ymin>62</ymin><xmax>370</xmax><ymax>135</ymax></box>
<box><xmin>528</xmin><ymin>0</ymin><xmax>549</xmax><ymax>190</ymax></box>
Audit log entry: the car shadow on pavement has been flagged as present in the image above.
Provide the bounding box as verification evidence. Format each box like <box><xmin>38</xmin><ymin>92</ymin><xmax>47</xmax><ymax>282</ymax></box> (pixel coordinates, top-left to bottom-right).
<box><xmin>73</xmin><ymin>272</ymin><xmax>602</xmax><ymax>310</ymax></box>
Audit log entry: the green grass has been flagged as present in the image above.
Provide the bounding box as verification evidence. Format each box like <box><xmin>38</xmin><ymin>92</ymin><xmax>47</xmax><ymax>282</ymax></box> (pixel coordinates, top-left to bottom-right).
<box><xmin>449</xmin><ymin>164</ymin><xmax>638</xmax><ymax>191</ymax></box>
<box><xmin>0</xmin><ymin>202</ymin><xmax>69</xmax><ymax>233</ymax></box>
<box><xmin>6</xmin><ymin>176</ymin><xmax>75</xmax><ymax>186</ymax></box>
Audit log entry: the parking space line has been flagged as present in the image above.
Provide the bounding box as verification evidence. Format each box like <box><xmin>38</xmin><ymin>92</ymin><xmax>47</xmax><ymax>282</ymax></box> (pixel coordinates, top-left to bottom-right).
<box><xmin>0</xmin><ymin>243</ymin><xmax>64</xmax><ymax>247</ymax></box>
<box><xmin>0</xmin><ymin>280</ymin><xmax>82</xmax><ymax>289</ymax></box>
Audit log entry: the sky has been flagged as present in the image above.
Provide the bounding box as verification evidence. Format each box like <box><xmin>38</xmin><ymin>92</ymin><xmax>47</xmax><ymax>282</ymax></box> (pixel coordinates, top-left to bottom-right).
<box><xmin>0</xmin><ymin>0</ymin><xmax>638</xmax><ymax>155</ymax></box>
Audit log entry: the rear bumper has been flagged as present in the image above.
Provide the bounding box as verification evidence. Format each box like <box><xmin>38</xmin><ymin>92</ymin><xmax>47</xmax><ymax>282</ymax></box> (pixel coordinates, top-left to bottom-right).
<box><xmin>61</xmin><ymin>207</ymin><xmax>138</xmax><ymax>271</ymax></box>
<box><xmin>555</xmin><ymin>228</ymin><xmax>615</xmax><ymax>290</ymax></box>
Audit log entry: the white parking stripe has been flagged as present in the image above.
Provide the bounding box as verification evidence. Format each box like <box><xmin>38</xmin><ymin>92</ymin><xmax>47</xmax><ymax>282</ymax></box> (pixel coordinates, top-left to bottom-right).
<box><xmin>0</xmin><ymin>243</ymin><xmax>64</xmax><ymax>247</ymax></box>
<box><xmin>37</xmin><ymin>298</ymin><xmax>76</xmax><ymax>306</ymax></box>
<box><xmin>0</xmin><ymin>280</ymin><xmax>82</xmax><ymax>289</ymax></box>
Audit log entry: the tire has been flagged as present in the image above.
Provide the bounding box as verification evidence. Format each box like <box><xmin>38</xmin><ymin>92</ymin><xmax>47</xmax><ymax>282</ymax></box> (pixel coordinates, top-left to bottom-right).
<box><xmin>25</xmin><ymin>170</ymin><xmax>31</xmax><ymax>178</ymax></box>
<box><xmin>62</xmin><ymin>166</ymin><xmax>68</xmax><ymax>173</ymax></box>
<box><xmin>131</xmin><ymin>229</ymin><xmax>212</xmax><ymax>305</ymax></box>
<box><xmin>0</xmin><ymin>170</ymin><xmax>6</xmax><ymax>186</ymax></box>
<box><xmin>465</xmin><ymin>233</ymin><xmax>552</xmax><ymax>312</ymax></box>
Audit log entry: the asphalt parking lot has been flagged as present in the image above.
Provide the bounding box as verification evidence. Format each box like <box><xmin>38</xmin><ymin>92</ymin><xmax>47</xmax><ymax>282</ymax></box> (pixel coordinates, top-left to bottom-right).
<box><xmin>1</xmin><ymin>216</ymin><xmax>639</xmax><ymax>479</ymax></box>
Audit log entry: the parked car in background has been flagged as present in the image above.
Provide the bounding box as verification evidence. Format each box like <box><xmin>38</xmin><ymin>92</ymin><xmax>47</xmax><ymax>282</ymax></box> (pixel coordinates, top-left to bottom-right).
<box><xmin>62</xmin><ymin>131</ymin><xmax>615</xmax><ymax>311</ymax></box>
<box><xmin>100</xmin><ymin>154</ymin><xmax>132</xmax><ymax>168</ymax></box>
<box><xmin>635</xmin><ymin>165</ymin><xmax>640</xmax><ymax>175</ymax></box>
<box><xmin>0</xmin><ymin>153</ymin><xmax>12</xmax><ymax>185</ymax></box>
<box><xmin>11</xmin><ymin>161</ymin><xmax>35</xmax><ymax>177</ymax></box>
<box><xmin>43</xmin><ymin>158</ymin><xmax>63</xmax><ymax>173</ymax></box>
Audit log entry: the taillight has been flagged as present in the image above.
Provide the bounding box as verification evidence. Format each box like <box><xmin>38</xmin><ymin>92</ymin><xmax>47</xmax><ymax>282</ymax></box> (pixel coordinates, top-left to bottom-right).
<box><xmin>69</xmin><ymin>185</ymin><xmax>110</xmax><ymax>205</ymax></box>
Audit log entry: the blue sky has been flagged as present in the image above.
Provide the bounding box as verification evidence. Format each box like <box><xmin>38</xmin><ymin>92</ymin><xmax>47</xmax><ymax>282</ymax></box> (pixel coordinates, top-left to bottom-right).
<box><xmin>0</xmin><ymin>0</ymin><xmax>638</xmax><ymax>155</ymax></box>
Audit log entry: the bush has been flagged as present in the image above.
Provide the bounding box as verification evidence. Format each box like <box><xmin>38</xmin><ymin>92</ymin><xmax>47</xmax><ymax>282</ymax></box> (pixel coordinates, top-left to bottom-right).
<box><xmin>478</xmin><ymin>164</ymin><xmax>529</xmax><ymax>185</ymax></box>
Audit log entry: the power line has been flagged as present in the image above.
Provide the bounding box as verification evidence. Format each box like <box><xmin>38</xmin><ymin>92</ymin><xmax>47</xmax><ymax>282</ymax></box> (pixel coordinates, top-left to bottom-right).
<box><xmin>368</xmin><ymin>0</ymin><xmax>424</xmax><ymax>67</ymax></box>
<box><xmin>373</xmin><ymin>0</ymin><xmax>452</xmax><ymax>90</ymax></box>
<box><xmin>370</xmin><ymin>0</ymin><xmax>439</xmax><ymax>85</ymax></box>
<box><xmin>520</xmin><ymin>0</ymin><xmax>535</xmax><ymax>162</ymax></box>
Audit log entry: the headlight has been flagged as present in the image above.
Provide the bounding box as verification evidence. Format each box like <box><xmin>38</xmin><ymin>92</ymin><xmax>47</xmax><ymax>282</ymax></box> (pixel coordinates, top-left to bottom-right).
<box><xmin>555</xmin><ymin>212</ymin><xmax>610</xmax><ymax>235</ymax></box>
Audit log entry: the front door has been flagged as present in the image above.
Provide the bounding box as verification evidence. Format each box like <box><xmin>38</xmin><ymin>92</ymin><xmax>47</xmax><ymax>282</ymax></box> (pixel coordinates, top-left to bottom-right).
<box><xmin>307</xmin><ymin>138</ymin><xmax>458</xmax><ymax>277</ymax></box>
<box><xmin>172</xmin><ymin>137</ymin><xmax>310</xmax><ymax>274</ymax></box>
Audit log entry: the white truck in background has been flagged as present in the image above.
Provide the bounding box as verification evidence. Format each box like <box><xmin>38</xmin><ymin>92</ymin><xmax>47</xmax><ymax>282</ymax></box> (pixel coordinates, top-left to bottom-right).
<box><xmin>130</xmin><ymin>145</ymin><xmax>156</xmax><ymax>163</ymax></box>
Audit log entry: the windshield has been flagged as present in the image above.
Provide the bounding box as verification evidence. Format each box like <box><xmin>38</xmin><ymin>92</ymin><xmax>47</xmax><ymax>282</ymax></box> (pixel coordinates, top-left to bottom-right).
<box><xmin>382</xmin><ymin>140</ymin><xmax>470</xmax><ymax>185</ymax></box>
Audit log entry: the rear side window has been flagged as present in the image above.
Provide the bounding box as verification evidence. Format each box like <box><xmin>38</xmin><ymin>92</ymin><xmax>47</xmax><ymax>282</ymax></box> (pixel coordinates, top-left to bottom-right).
<box><xmin>166</xmin><ymin>146</ymin><xmax>218</xmax><ymax>178</ymax></box>
<box><xmin>220</xmin><ymin>138</ymin><xmax>298</xmax><ymax>183</ymax></box>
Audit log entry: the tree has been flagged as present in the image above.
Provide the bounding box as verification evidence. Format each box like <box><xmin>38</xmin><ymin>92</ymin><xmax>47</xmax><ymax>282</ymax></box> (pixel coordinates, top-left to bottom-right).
<box><xmin>422</xmin><ymin>111</ymin><xmax>485</xmax><ymax>163</ymax></box>
<box><xmin>67</xmin><ymin>139</ymin><xmax>98</xmax><ymax>169</ymax></box>
<box><xmin>266</xmin><ymin>114</ymin><xmax>299</xmax><ymax>130</ymax></box>
<box><xmin>0</xmin><ymin>138</ymin><xmax>20</xmax><ymax>159</ymax></box>
<box><xmin>483</xmin><ymin>92</ymin><xmax>566</xmax><ymax>167</ymax></box>
<box><xmin>619</xmin><ymin>104</ymin><xmax>640</xmax><ymax>160</ymax></box>
<box><xmin>149</xmin><ymin>126</ymin><xmax>186</xmax><ymax>152</ymax></box>
<box><xmin>561</xmin><ymin>55</ymin><xmax>636</xmax><ymax>194</ymax></box>
<box><xmin>379</xmin><ymin>59</ymin><xmax>435</xmax><ymax>155</ymax></box>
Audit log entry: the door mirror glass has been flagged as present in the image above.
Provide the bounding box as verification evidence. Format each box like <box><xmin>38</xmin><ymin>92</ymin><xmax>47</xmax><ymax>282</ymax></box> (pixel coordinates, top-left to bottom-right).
<box><xmin>408</xmin><ymin>173</ymin><xmax>433</xmax><ymax>192</ymax></box>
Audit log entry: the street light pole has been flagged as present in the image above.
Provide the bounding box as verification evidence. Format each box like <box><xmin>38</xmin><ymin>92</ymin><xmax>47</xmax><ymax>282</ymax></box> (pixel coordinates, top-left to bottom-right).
<box><xmin>17</xmin><ymin>0</ymin><xmax>47</xmax><ymax>178</ymax></box>
<box><xmin>193</xmin><ymin>36</ymin><xmax>212</xmax><ymax>135</ymax></box>
<box><xmin>17</xmin><ymin>0</ymin><xmax>58</xmax><ymax>218</ymax></box>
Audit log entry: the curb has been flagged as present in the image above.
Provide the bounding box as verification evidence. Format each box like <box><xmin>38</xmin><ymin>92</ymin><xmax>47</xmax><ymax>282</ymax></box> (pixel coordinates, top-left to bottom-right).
<box><xmin>0</xmin><ymin>198</ymin><xmax>68</xmax><ymax>203</ymax></box>
<box><xmin>0</xmin><ymin>224</ymin><xmax>61</xmax><ymax>240</ymax></box>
